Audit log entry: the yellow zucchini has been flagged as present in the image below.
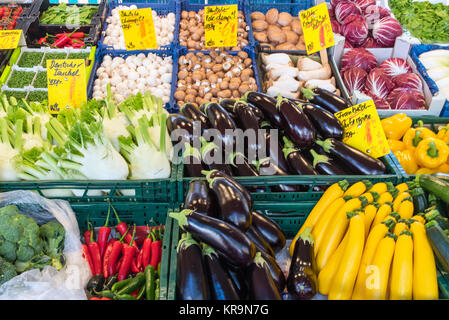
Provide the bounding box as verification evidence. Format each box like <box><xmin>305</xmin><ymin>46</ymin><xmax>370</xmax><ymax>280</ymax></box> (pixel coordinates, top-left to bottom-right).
<box><xmin>364</xmin><ymin>203</ymin><xmax>380</xmax><ymax>238</ymax></box>
<box><xmin>395</xmin><ymin>182</ymin><xmax>409</xmax><ymax>193</ymax></box>
<box><xmin>389</xmin><ymin>230</ymin><xmax>413</xmax><ymax>300</ymax></box>
<box><xmin>393</xmin><ymin>219</ymin><xmax>410</xmax><ymax>237</ymax></box>
<box><xmin>328</xmin><ymin>212</ymin><xmax>365</xmax><ymax>300</ymax></box>
<box><xmin>398</xmin><ymin>197</ymin><xmax>414</xmax><ymax>220</ymax></box>
<box><xmin>344</xmin><ymin>180</ymin><xmax>372</xmax><ymax>197</ymax></box>
<box><xmin>370</xmin><ymin>182</ymin><xmax>388</xmax><ymax>195</ymax></box>
<box><xmin>384</xmin><ymin>212</ymin><xmax>400</xmax><ymax>224</ymax></box>
<box><xmin>289</xmin><ymin>180</ymin><xmax>350</xmax><ymax>256</ymax></box>
<box><xmin>371</xmin><ymin>202</ymin><xmax>393</xmax><ymax>230</ymax></box>
<box><xmin>378</xmin><ymin>192</ymin><xmax>394</xmax><ymax>205</ymax></box>
<box><xmin>393</xmin><ymin>191</ymin><xmax>411</xmax><ymax>212</ymax></box>
<box><xmin>364</xmin><ymin>233</ymin><xmax>397</xmax><ymax>300</ymax></box>
<box><xmin>411</xmin><ymin>221</ymin><xmax>438</xmax><ymax>300</ymax></box>
<box><xmin>411</xmin><ymin>215</ymin><xmax>426</xmax><ymax>225</ymax></box>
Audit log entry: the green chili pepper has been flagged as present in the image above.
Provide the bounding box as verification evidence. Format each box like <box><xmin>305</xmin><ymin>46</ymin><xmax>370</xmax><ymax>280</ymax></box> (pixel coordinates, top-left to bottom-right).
<box><xmin>136</xmin><ymin>284</ymin><xmax>146</xmax><ymax>300</ymax></box>
<box><xmin>93</xmin><ymin>290</ymin><xmax>114</xmax><ymax>299</ymax></box>
<box><xmin>115</xmin><ymin>294</ymin><xmax>139</xmax><ymax>300</ymax></box>
<box><xmin>144</xmin><ymin>265</ymin><xmax>156</xmax><ymax>300</ymax></box>
<box><xmin>115</xmin><ymin>272</ymin><xmax>145</xmax><ymax>295</ymax></box>
<box><xmin>110</xmin><ymin>277</ymin><xmax>134</xmax><ymax>293</ymax></box>
<box><xmin>155</xmin><ymin>278</ymin><xmax>160</xmax><ymax>300</ymax></box>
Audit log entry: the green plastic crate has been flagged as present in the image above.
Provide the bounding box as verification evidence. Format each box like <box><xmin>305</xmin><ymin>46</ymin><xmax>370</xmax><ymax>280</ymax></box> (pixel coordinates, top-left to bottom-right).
<box><xmin>177</xmin><ymin>152</ymin><xmax>403</xmax><ymax>203</ymax></box>
<box><xmin>71</xmin><ymin>201</ymin><xmax>173</xmax><ymax>300</ymax></box>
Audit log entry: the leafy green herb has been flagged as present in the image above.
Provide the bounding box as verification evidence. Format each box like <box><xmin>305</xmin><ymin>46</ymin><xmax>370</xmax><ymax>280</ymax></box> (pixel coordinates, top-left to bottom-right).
<box><xmin>390</xmin><ymin>0</ymin><xmax>449</xmax><ymax>43</ymax></box>
<box><xmin>67</xmin><ymin>52</ymin><xmax>90</xmax><ymax>60</ymax></box>
<box><xmin>1</xmin><ymin>90</ymin><xmax>27</xmax><ymax>100</ymax></box>
<box><xmin>33</xmin><ymin>71</ymin><xmax>48</xmax><ymax>89</ymax></box>
<box><xmin>17</xmin><ymin>52</ymin><xmax>44</xmax><ymax>68</ymax></box>
<box><xmin>7</xmin><ymin>71</ymin><xmax>35</xmax><ymax>88</ymax></box>
<box><xmin>40</xmin><ymin>4</ymin><xmax>98</xmax><ymax>25</ymax></box>
<box><xmin>42</xmin><ymin>52</ymin><xmax>67</xmax><ymax>67</ymax></box>
<box><xmin>27</xmin><ymin>90</ymin><xmax>48</xmax><ymax>102</ymax></box>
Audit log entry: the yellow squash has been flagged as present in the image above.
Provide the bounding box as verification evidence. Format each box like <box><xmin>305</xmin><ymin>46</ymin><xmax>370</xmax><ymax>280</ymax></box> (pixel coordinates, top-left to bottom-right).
<box><xmin>389</xmin><ymin>230</ymin><xmax>413</xmax><ymax>300</ymax></box>
<box><xmin>363</xmin><ymin>203</ymin><xmax>380</xmax><ymax>237</ymax></box>
<box><xmin>411</xmin><ymin>215</ymin><xmax>426</xmax><ymax>225</ymax></box>
<box><xmin>377</xmin><ymin>190</ymin><xmax>396</xmax><ymax>205</ymax></box>
<box><xmin>398</xmin><ymin>197</ymin><xmax>414</xmax><ymax>220</ymax></box>
<box><xmin>393</xmin><ymin>219</ymin><xmax>409</xmax><ymax>237</ymax></box>
<box><xmin>371</xmin><ymin>202</ymin><xmax>393</xmax><ymax>230</ymax></box>
<box><xmin>364</xmin><ymin>233</ymin><xmax>397</xmax><ymax>300</ymax></box>
<box><xmin>344</xmin><ymin>180</ymin><xmax>372</xmax><ymax>197</ymax></box>
<box><xmin>370</xmin><ymin>182</ymin><xmax>390</xmax><ymax>195</ymax></box>
<box><xmin>328</xmin><ymin>212</ymin><xmax>365</xmax><ymax>300</ymax></box>
<box><xmin>411</xmin><ymin>221</ymin><xmax>438</xmax><ymax>300</ymax></box>
<box><xmin>393</xmin><ymin>191</ymin><xmax>411</xmax><ymax>212</ymax></box>
<box><xmin>395</xmin><ymin>182</ymin><xmax>410</xmax><ymax>193</ymax></box>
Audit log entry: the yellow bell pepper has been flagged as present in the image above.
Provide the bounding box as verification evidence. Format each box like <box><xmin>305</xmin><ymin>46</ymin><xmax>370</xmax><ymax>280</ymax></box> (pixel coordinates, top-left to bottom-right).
<box><xmin>394</xmin><ymin>150</ymin><xmax>418</xmax><ymax>175</ymax></box>
<box><xmin>415</xmin><ymin>167</ymin><xmax>436</xmax><ymax>174</ymax></box>
<box><xmin>388</xmin><ymin>139</ymin><xmax>406</xmax><ymax>153</ymax></box>
<box><xmin>435</xmin><ymin>163</ymin><xmax>449</xmax><ymax>174</ymax></box>
<box><xmin>415</xmin><ymin>137</ymin><xmax>449</xmax><ymax>169</ymax></box>
<box><xmin>402</xmin><ymin>121</ymin><xmax>436</xmax><ymax>152</ymax></box>
<box><xmin>381</xmin><ymin>113</ymin><xmax>412</xmax><ymax>140</ymax></box>
<box><xmin>436</xmin><ymin>126</ymin><xmax>449</xmax><ymax>143</ymax></box>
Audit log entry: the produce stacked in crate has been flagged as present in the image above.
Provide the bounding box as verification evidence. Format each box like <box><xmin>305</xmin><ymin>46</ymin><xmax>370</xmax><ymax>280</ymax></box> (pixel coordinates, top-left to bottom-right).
<box><xmin>39</xmin><ymin>3</ymin><xmax>98</xmax><ymax>25</ymax></box>
<box><xmin>0</xmin><ymin>4</ymin><xmax>24</xmax><ymax>30</ymax></box>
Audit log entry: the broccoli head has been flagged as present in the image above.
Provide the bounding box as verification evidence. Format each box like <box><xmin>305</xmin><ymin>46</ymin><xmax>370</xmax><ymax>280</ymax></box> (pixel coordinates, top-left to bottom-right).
<box><xmin>16</xmin><ymin>242</ymin><xmax>35</xmax><ymax>262</ymax></box>
<box><xmin>14</xmin><ymin>253</ymin><xmax>52</xmax><ymax>273</ymax></box>
<box><xmin>0</xmin><ymin>256</ymin><xmax>17</xmax><ymax>286</ymax></box>
<box><xmin>39</xmin><ymin>221</ymin><xmax>65</xmax><ymax>270</ymax></box>
<box><xmin>0</xmin><ymin>237</ymin><xmax>16</xmax><ymax>262</ymax></box>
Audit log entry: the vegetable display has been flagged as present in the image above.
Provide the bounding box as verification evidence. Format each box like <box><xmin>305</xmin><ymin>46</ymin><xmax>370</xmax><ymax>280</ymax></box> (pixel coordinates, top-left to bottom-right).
<box><xmin>0</xmin><ymin>5</ymin><xmax>24</xmax><ymax>30</ymax></box>
<box><xmin>39</xmin><ymin>3</ymin><xmax>98</xmax><ymax>25</ymax></box>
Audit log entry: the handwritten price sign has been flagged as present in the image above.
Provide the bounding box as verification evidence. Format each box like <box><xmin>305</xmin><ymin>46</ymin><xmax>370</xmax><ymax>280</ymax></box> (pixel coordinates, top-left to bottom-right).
<box><xmin>299</xmin><ymin>3</ymin><xmax>334</xmax><ymax>55</ymax></box>
<box><xmin>334</xmin><ymin>100</ymin><xmax>390</xmax><ymax>158</ymax></box>
<box><xmin>47</xmin><ymin>59</ymin><xmax>87</xmax><ymax>115</ymax></box>
<box><xmin>0</xmin><ymin>30</ymin><xmax>22</xmax><ymax>50</ymax></box>
<box><xmin>119</xmin><ymin>8</ymin><xmax>157</xmax><ymax>50</ymax></box>
<box><xmin>205</xmin><ymin>5</ymin><xmax>237</xmax><ymax>48</ymax></box>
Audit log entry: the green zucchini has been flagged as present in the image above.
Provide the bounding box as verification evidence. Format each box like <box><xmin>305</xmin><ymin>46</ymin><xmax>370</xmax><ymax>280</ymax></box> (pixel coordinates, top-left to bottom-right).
<box><xmin>425</xmin><ymin>220</ymin><xmax>449</xmax><ymax>274</ymax></box>
<box><xmin>425</xmin><ymin>210</ymin><xmax>449</xmax><ymax>232</ymax></box>
<box><xmin>410</xmin><ymin>187</ymin><xmax>428</xmax><ymax>215</ymax></box>
<box><xmin>419</xmin><ymin>175</ymin><xmax>449</xmax><ymax>205</ymax></box>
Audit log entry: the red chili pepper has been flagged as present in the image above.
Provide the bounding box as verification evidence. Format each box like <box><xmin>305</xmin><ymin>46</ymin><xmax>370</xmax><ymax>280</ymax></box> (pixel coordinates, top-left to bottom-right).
<box><xmin>82</xmin><ymin>244</ymin><xmax>95</xmax><ymax>276</ymax></box>
<box><xmin>141</xmin><ymin>229</ymin><xmax>153</xmax><ymax>269</ymax></box>
<box><xmin>149</xmin><ymin>232</ymin><xmax>162</xmax><ymax>269</ymax></box>
<box><xmin>98</xmin><ymin>205</ymin><xmax>112</xmax><ymax>258</ymax></box>
<box><xmin>102</xmin><ymin>238</ymin><xmax>117</xmax><ymax>278</ymax></box>
<box><xmin>87</xmin><ymin>231</ymin><xmax>102</xmax><ymax>276</ymax></box>
<box><xmin>136</xmin><ymin>247</ymin><xmax>143</xmax><ymax>272</ymax></box>
<box><xmin>37</xmin><ymin>37</ymin><xmax>47</xmax><ymax>45</ymax></box>
<box><xmin>107</xmin><ymin>228</ymin><xmax>129</xmax><ymax>277</ymax></box>
<box><xmin>84</xmin><ymin>220</ymin><xmax>93</xmax><ymax>245</ymax></box>
<box><xmin>53</xmin><ymin>29</ymin><xmax>78</xmax><ymax>48</ymax></box>
<box><xmin>118</xmin><ymin>225</ymin><xmax>137</xmax><ymax>281</ymax></box>
<box><xmin>100</xmin><ymin>297</ymin><xmax>112</xmax><ymax>300</ymax></box>
<box><xmin>131</xmin><ymin>254</ymin><xmax>140</xmax><ymax>274</ymax></box>
<box><xmin>112</xmin><ymin>206</ymin><xmax>133</xmax><ymax>244</ymax></box>
<box><xmin>89</xmin><ymin>297</ymin><xmax>101</xmax><ymax>300</ymax></box>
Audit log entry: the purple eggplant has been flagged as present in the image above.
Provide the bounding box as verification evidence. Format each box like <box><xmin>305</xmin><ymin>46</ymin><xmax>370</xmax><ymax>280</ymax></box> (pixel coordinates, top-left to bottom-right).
<box><xmin>184</xmin><ymin>179</ymin><xmax>215</xmax><ymax>217</ymax></box>
<box><xmin>301</xmin><ymin>103</ymin><xmax>344</xmax><ymax>140</ymax></box>
<box><xmin>205</xmin><ymin>102</ymin><xmax>237</xmax><ymax>148</ymax></box>
<box><xmin>261</xmin><ymin>130</ymin><xmax>290</xmax><ymax>173</ymax></box>
<box><xmin>167</xmin><ymin>114</ymin><xmax>194</xmax><ymax>144</ymax></box>
<box><xmin>246</xmin><ymin>225</ymin><xmax>275</xmax><ymax>257</ymax></box>
<box><xmin>244</xmin><ymin>91</ymin><xmax>283</xmax><ymax>128</ymax></box>
<box><xmin>219</xmin><ymin>98</ymin><xmax>237</xmax><ymax>114</ymax></box>
<box><xmin>202</xmin><ymin>244</ymin><xmax>241</xmax><ymax>300</ymax></box>
<box><xmin>308</xmin><ymin>148</ymin><xmax>351</xmax><ymax>175</ymax></box>
<box><xmin>176</xmin><ymin>232</ymin><xmax>210</xmax><ymax>300</ymax></box>
<box><xmin>259</xmin><ymin>249</ymin><xmax>286</xmax><ymax>293</ymax></box>
<box><xmin>180</xmin><ymin>103</ymin><xmax>211</xmax><ymax>131</ymax></box>
<box><xmin>225</xmin><ymin>261</ymin><xmax>248</xmax><ymax>299</ymax></box>
<box><xmin>251</xmin><ymin>211</ymin><xmax>286</xmax><ymax>253</ymax></box>
<box><xmin>316</xmin><ymin>138</ymin><xmax>387</xmax><ymax>175</ymax></box>
<box><xmin>170</xmin><ymin>209</ymin><xmax>256</xmax><ymax>267</ymax></box>
<box><xmin>254</xmin><ymin>158</ymin><xmax>302</xmax><ymax>192</ymax></box>
<box><xmin>282</xmin><ymin>137</ymin><xmax>319</xmax><ymax>175</ymax></box>
<box><xmin>207</xmin><ymin>176</ymin><xmax>252</xmax><ymax>231</ymax></box>
<box><xmin>228</xmin><ymin>152</ymin><xmax>259</xmax><ymax>177</ymax></box>
<box><xmin>301</xmin><ymin>87</ymin><xmax>351</xmax><ymax>114</ymax></box>
<box><xmin>287</xmin><ymin>227</ymin><xmax>317</xmax><ymax>300</ymax></box>
<box><xmin>276</xmin><ymin>96</ymin><xmax>316</xmax><ymax>149</ymax></box>
<box><xmin>233</xmin><ymin>101</ymin><xmax>263</xmax><ymax>157</ymax></box>
<box><xmin>246</xmin><ymin>102</ymin><xmax>264</xmax><ymax>123</ymax></box>
<box><xmin>182</xmin><ymin>143</ymin><xmax>205</xmax><ymax>177</ymax></box>
<box><xmin>201</xmin><ymin>140</ymin><xmax>234</xmax><ymax>176</ymax></box>
<box><xmin>247</xmin><ymin>252</ymin><xmax>282</xmax><ymax>300</ymax></box>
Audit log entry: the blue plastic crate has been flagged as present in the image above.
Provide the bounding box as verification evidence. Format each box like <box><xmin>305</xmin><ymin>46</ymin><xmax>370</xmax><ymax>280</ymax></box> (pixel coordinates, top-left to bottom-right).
<box><xmin>98</xmin><ymin>0</ymin><xmax>180</xmax><ymax>52</ymax></box>
<box><xmin>249</xmin><ymin>0</ymin><xmax>314</xmax><ymax>16</ymax></box>
<box><xmin>87</xmin><ymin>46</ymin><xmax>177</xmax><ymax>112</ymax></box>
<box><xmin>170</xmin><ymin>45</ymin><xmax>261</xmax><ymax>112</ymax></box>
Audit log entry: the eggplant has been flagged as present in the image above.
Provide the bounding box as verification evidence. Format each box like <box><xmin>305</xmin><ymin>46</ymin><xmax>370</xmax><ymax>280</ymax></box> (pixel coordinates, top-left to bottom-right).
<box><xmin>301</xmin><ymin>87</ymin><xmax>351</xmax><ymax>114</ymax></box>
<box><xmin>184</xmin><ymin>179</ymin><xmax>215</xmax><ymax>217</ymax></box>
<box><xmin>245</xmin><ymin>91</ymin><xmax>283</xmax><ymax>128</ymax></box>
<box><xmin>233</xmin><ymin>101</ymin><xmax>263</xmax><ymax>157</ymax></box>
<box><xmin>254</xmin><ymin>158</ymin><xmax>302</xmax><ymax>192</ymax></box>
<box><xmin>259</xmin><ymin>249</ymin><xmax>286</xmax><ymax>293</ymax></box>
<box><xmin>262</xmin><ymin>129</ymin><xmax>290</xmax><ymax>173</ymax></box>
<box><xmin>251</xmin><ymin>211</ymin><xmax>286</xmax><ymax>253</ymax></box>
<box><xmin>301</xmin><ymin>103</ymin><xmax>344</xmax><ymax>140</ymax></box>
<box><xmin>206</xmin><ymin>102</ymin><xmax>237</xmax><ymax>148</ymax></box>
<box><xmin>316</xmin><ymin>138</ymin><xmax>387</xmax><ymax>175</ymax></box>
<box><xmin>208</xmin><ymin>176</ymin><xmax>252</xmax><ymax>231</ymax></box>
<box><xmin>177</xmin><ymin>232</ymin><xmax>210</xmax><ymax>300</ymax></box>
<box><xmin>201</xmin><ymin>140</ymin><xmax>234</xmax><ymax>176</ymax></box>
<box><xmin>308</xmin><ymin>148</ymin><xmax>351</xmax><ymax>175</ymax></box>
<box><xmin>246</xmin><ymin>225</ymin><xmax>275</xmax><ymax>257</ymax></box>
<box><xmin>182</xmin><ymin>143</ymin><xmax>205</xmax><ymax>177</ymax></box>
<box><xmin>282</xmin><ymin>136</ymin><xmax>319</xmax><ymax>175</ymax></box>
<box><xmin>246</xmin><ymin>102</ymin><xmax>264</xmax><ymax>123</ymax></box>
<box><xmin>166</xmin><ymin>114</ymin><xmax>194</xmax><ymax>144</ymax></box>
<box><xmin>276</xmin><ymin>96</ymin><xmax>316</xmax><ymax>149</ymax></box>
<box><xmin>247</xmin><ymin>252</ymin><xmax>282</xmax><ymax>300</ymax></box>
<box><xmin>225</xmin><ymin>261</ymin><xmax>249</xmax><ymax>299</ymax></box>
<box><xmin>87</xmin><ymin>274</ymin><xmax>105</xmax><ymax>295</ymax></box>
<box><xmin>228</xmin><ymin>152</ymin><xmax>259</xmax><ymax>177</ymax></box>
<box><xmin>170</xmin><ymin>209</ymin><xmax>256</xmax><ymax>267</ymax></box>
<box><xmin>202</xmin><ymin>244</ymin><xmax>240</xmax><ymax>300</ymax></box>
<box><xmin>219</xmin><ymin>98</ymin><xmax>237</xmax><ymax>114</ymax></box>
<box><xmin>287</xmin><ymin>228</ymin><xmax>317</xmax><ymax>300</ymax></box>
<box><xmin>180</xmin><ymin>103</ymin><xmax>211</xmax><ymax>131</ymax></box>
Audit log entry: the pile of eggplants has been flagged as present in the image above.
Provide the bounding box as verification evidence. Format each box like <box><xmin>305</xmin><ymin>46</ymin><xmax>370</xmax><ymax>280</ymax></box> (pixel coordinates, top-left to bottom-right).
<box><xmin>170</xmin><ymin>173</ymin><xmax>289</xmax><ymax>300</ymax></box>
<box><xmin>167</xmin><ymin>91</ymin><xmax>388</xmax><ymax>192</ymax></box>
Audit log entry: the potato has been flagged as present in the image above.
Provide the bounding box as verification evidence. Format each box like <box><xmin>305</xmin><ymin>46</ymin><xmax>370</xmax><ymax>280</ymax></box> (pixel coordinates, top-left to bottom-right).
<box><xmin>252</xmin><ymin>20</ymin><xmax>268</xmax><ymax>32</ymax></box>
<box><xmin>266</xmin><ymin>8</ymin><xmax>279</xmax><ymax>25</ymax></box>
<box><xmin>291</xmin><ymin>18</ymin><xmax>303</xmax><ymax>35</ymax></box>
<box><xmin>267</xmin><ymin>29</ymin><xmax>286</xmax><ymax>44</ymax></box>
<box><xmin>278</xmin><ymin>12</ymin><xmax>292</xmax><ymax>27</ymax></box>
<box><xmin>275</xmin><ymin>42</ymin><xmax>297</xmax><ymax>50</ymax></box>
<box><xmin>285</xmin><ymin>30</ymin><xmax>299</xmax><ymax>44</ymax></box>
<box><xmin>250</xmin><ymin>11</ymin><xmax>265</xmax><ymax>21</ymax></box>
<box><xmin>282</xmin><ymin>25</ymin><xmax>292</xmax><ymax>32</ymax></box>
<box><xmin>267</xmin><ymin>24</ymin><xmax>282</xmax><ymax>33</ymax></box>
<box><xmin>296</xmin><ymin>41</ymin><xmax>306</xmax><ymax>50</ymax></box>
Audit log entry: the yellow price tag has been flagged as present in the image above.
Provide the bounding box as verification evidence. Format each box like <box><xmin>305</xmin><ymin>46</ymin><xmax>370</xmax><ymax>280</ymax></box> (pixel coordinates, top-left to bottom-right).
<box><xmin>47</xmin><ymin>59</ymin><xmax>87</xmax><ymax>115</ymax></box>
<box><xmin>299</xmin><ymin>3</ymin><xmax>335</xmax><ymax>55</ymax></box>
<box><xmin>334</xmin><ymin>100</ymin><xmax>390</xmax><ymax>158</ymax></box>
<box><xmin>205</xmin><ymin>5</ymin><xmax>237</xmax><ymax>48</ymax></box>
<box><xmin>119</xmin><ymin>8</ymin><xmax>157</xmax><ymax>51</ymax></box>
<box><xmin>0</xmin><ymin>30</ymin><xmax>22</xmax><ymax>50</ymax></box>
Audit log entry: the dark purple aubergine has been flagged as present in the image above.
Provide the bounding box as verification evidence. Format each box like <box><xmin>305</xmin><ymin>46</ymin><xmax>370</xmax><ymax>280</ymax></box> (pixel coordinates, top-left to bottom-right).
<box><xmin>308</xmin><ymin>148</ymin><xmax>351</xmax><ymax>175</ymax></box>
<box><xmin>219</xmin><ymin>98</ymin><xmax>237</xmax><ymax>114</ymax></box>
<box><xmin>201</xmin><ymin>141</ymin><xmax>234</xmax><ymax>177</ymax></box>
<box><xmin>169</xmin><ymin>209</ymin><xmax>256</xmax><ymax>267</ymax></box>
<box><xmin>246</xmin><ymin>102</ymin><xmax>264</xmax><ymax>123</ymax></box>
<box><xmin>233</xmin><ymin>101</ymin><xmax>263</xmax><ymax>157</ymax></box>
<box><xmin>282</xmin><ymin>137</ymin><xmax>318</xmax><ymax>175</ymax></box>
<box><xmin>301</xmin><ymin>103</ymin><xmax>344</xmax><ymax>140</ymax></box>
<box><xmin>261</xmin><ymin>130</ymin><xmax>290</xmax><ymax>173</ymax></box>
<box><xmin>233</xmin><ymin>101</ymin><xmax>260</xmax><ymax>132</ymax></box>
<box><xmin>288</xmin><ymin>97</ymin><xmax>308</xmax><ymax>105</ymax></box>
<box><xmin>176</xmin><ymin>232</ymin><xmax>210</xmax><ymax>300</ymax></box>
<box><xmin>166</xmin><ymin>114</ymin><xmax>194</xmax><ymax>144</ymax></box>
<box><xmin>225</xmin><ymin>261</ymin><xmax>248</xmax><ymax>299</ymax></box>
<box><xmin>287</xmin><ymin>227</ymin><xmax>317</xmax><ymax>300</ymax></box>
<box><xmin>206</xmin><ymin>102</ymin><xmax>237</xmax><ymax>148</ymax></box>
<box><xmin>203</xmin><ymin>169</ymin><xmax>253</xmax><ymax>209</ymax></box>
<box><xmin>276</xmin><ymin>96</ymin><xmax>316</xmax><ymax>149</ymax></box>
<box><xmin>254</xmin><ymin>158</ymin><xmax>301</xmax><ymax>192</ymax></box>
<box><xmin>180</xmin><ymin>103</ymin><xmax>211</xmax><ymax>131</ymax></box>
<box><xmin>245</xmin><ymin>91</ymin><xmax>283</xmax><ymax>128</ymax></box>
<box><xmin>247</xmin><ymin>252</ymin><xmax>282</xmax><ymax>300</ymax></box>
<box><xmin>207</xmin><ymin>176</ymin><xmax>252</xmax><ymax>231</ymax></box>
<box><xmin>246</xmin><ymin>225</ymin><xmax>275</xmax><ymax>257</ymax></box>
<box><xmin>251</xmin><ymin>211</ymin><xmax>286</xmax><ymax>253</ymax></box>
<box><xmin>259</xmin><ymin>249</ymin><xmax>286</xmax><ymax>293</ymax></box>
<box><xmin>316</xmin><ymin>138</ymin><xmax>387</xmax><ymax>175</ymax></box>
<box><xmin>202</xmin><ymin>244</ymin><xmax>240</xmax><ymax>300</ymax></box>
<box><xmin>184</xmin><ymin>179</ymin><xmax>215</xmax><ymax>217</ymax></box>
<box><xmin>301</xmin><ymin>87</ymin><xmax>351</xmax><ymax>114</ymax></box>
<box><xmin>228</xmin><ymin>152</ymin><xmax>259</xmax><ymax>177</ymax></box>
<box><xmin>182</xmin><ymin>143</ymin><xmax>205</xmax><ymax>177</ymax></box>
